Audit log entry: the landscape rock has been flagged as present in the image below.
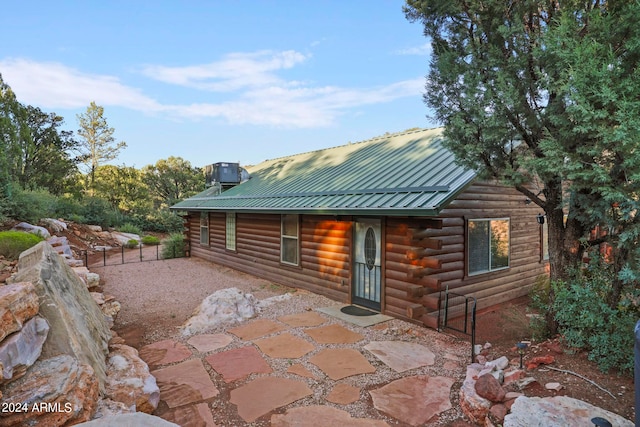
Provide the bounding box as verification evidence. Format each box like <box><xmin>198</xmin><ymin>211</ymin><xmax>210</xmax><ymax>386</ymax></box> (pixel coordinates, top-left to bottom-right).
<box><xmin>111</xmin><ymin>232</ymin><xmax>140</xmax><ymax>246</ymax></box>
<box><xmin>485</xmin><ymin>356</ymin><xmax>509</xmax><ymax>371</ymax></box>
<box><xmin>0</xmin><ymin>316</ymin><xmax>49</xmax><ymax>383</ymax></box>
<box><xmin>77</xmin><ymin>412</ymin><xmax>179</xmax><ymax>427</ymax></box>
<box><xmin>105</xmin><ymin>343</ymin><xmax>160</xmax><ymax>414</ymax></box>
<box><xmin>13</xmin><ymin>222</ymin><xmax>50</xmax><ymax>239</ymax></box>
<box><xmin>488</xmin><ymin>403</ymin><xmax>507</xmax><ymax>424</ymax></box>
<box><xmin>41</xmin><ymin>218</ymin><xmax>68</xmax><ymax>232</ymax></box>
<box><xmin>475</xmin><ymin>373</ymin><xmax>506</xmax><ymax>402</ymax></box>
<box><xmin>525</xmin><ymin>355</ymin><xmax>555</xmax><ymax>370</ymax></box>
<box><xmin>503</xmin><ymin>368</ymin><xmax>526</xmax><ymax>385</ymax></box>
<box><xmin>0</xmin><ymin>355</ymin><xmax>99</xmax><ymax>427</ymax></box>
<box><xmin>181</xmin><ymin>287</ymin><xmax>261</xmax><ymax>335</ymax></box>
<box><xmin>504</xmin><ymin>396</ymin><xmax>634</xmax><ymax>427</ymax></box>
<box><xmin>0</xmin><ymin>282</ymin><xmax>39</xmax><ymax>341</ymax></box>
<box><xmin>10</xmin><ymin>242</ymin><xmax>111</xmax><ymax>392</ymax></box>
<box><xmin>544</xmin><ymin>382</ymin><xmax>563</xmax><ymax>391</ymax></box>
<box><xmin>459</xmin><ymin>364</ymin><xmax>492</xmax><ymax>424</ymax></box>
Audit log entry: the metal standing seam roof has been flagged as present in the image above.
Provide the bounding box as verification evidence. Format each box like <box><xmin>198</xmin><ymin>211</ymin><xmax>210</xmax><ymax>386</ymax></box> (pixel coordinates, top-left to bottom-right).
<box><xmin>171</xmin><ymin>127</ymin><xmax>477</xmax><ymax>216</ymax></box>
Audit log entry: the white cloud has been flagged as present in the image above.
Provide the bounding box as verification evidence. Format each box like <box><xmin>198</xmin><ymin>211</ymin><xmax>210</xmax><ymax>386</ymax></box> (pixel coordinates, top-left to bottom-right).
<box><xmin>396</xmin><ymin>42</ymin><xmax>432</xmax><ymax>56</ymax></box>
<box><xmin>0</xmin><ymin>54</ymin><xmax>424</xmax><ymax>128</ymax></box>
<box><xmin>140</xmin><ymin>50</ymin><xmax>309</xmax><ymax>92</ymax></box>
<box><xmin>0</xmin><ymin>58</ymin><xmax>164</xmax><ymax>112</ymax></box>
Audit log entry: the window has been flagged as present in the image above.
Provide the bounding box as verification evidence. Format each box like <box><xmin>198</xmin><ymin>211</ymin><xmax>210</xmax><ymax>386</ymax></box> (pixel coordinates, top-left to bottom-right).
<box><xmin>281</xmin><ymin>214</ymin><xmax>299</xmax><ymax>265</ymax></box>
<box><xmin>199</xmin><ymin>212</ymin><xmax>209</xmax><ymax>245</ymax></box>
<box><xmin>468</xmin><ymin>218</ymin><xmax>510</xmax><ymax>275</ymax></box>
<box><xmin>226</xmin><ymin>212</ymin><xmax>236</xmax><ymax>251</ymax></box>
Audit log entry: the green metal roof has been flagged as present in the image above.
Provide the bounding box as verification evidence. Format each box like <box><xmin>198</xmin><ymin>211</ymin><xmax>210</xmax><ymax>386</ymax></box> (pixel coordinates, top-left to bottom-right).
<box><xmin>171</xmin><ymin>128</ymin><xmax>477</xmax><ymax>216</ymax></box>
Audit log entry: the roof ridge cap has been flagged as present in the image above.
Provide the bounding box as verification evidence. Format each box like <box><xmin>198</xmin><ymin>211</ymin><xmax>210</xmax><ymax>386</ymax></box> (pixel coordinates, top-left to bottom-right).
<box><xmin>262</xmin><ymin>126</ymin><xmax>442</xmax><ymax>163</ymax></box>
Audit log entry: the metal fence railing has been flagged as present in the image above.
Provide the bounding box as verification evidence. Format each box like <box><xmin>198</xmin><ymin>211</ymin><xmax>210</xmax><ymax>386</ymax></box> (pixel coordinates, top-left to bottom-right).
<box><xmin>82</xmin><ymin>239</ymin><xmax>191</xmax><ymax>267</ymax></box>
<box><xmin>438</xmin><ymin>290</ymin><xmax>477</xmax><ymax>363</ymax></box>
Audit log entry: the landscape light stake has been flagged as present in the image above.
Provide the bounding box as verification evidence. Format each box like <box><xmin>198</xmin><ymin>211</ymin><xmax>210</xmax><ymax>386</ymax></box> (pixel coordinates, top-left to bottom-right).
<box><xmin>516</xmin><ymin>342</ymin><xmax>528</xmax><ymax>369</ymax></box>
<box><xmin>591</xmin><ymin>416</ymin><xmax>612</xmax><ymax>427</ymax></box>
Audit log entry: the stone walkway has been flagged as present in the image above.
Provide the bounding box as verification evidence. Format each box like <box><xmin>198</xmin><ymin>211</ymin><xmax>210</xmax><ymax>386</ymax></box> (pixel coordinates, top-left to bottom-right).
<box><xmin>137</xmin><ymin>310</ymin><xmax>461</xmax><ymax>426</ymax></box>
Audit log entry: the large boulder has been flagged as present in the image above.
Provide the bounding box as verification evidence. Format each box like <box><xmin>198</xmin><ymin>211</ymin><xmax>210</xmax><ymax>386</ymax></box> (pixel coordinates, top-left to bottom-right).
<box><xmin>0</xmin><ymin>282</ymin><xmax>39</xmax><ymax>341</ymax></box>
<box><xmin>504</xmin><ymin>395</ymin><xmax>634</xmax><ymax>427</ymax></box>
<box><xmin>0</xmin><ymin>355</ymin><xmax>99</xmax><ymax>427</ymax></box>
<box><xmin>9</xmin><ymin>242</ymin><xmax>111</xmax><ymax>392</ymax></box>
<box><xmin>181</xmin><ymin>287</ymin><xmax>260</xmax><ymax>336</ymax></box>
<box><xmin>105</xmin><ymin>344</ymin><xmax>160</xmax><ymax>414</ymax></box>
<box><xmin>0</xmin><ymin>316</ymin><xmax>49</xmax><ymax>384</ymax></box>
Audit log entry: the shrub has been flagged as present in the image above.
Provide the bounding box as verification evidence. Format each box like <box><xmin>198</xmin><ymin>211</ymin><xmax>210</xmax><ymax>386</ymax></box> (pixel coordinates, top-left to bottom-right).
<box><xmin>552</xmin><ymin>260</ymin><xmax>639</xmax><ymax>375</ymax></box>
<box><xmin>125</xmin><ymin>239</ymin><xmax>139</xmax><ymax>249</ymax></box>
<box><xmin>161</xmin><ymin>233</ymin><xmax>187</xmax><ymax>259</ymax></box>
<box><xmin>528</xmin><ymin>274</ymin><xmax>553</xmax><ymax>341</ymax></box>
<box><xmin>119</xmin><ymin>223</ymin><xmax>142</xmax><ymax>235</ymax></box>
<box><xmin>0</xmin><ymin>231</ymin><xmax>45</xmax><ymax>260</ymax></box>
<box><xmin>82</xmin><ymin>197</ymin><xmax>121</xmax><ymax>229</ymax></box>
<box><xmin>141</xmin><ymin>235</ymin><xmax>160</xmax><ymax>246</ymax></box>
<box><xmin>7</xmin><ymin>186</ymin><xmax>58</xmax><ymax>224</ymax></box>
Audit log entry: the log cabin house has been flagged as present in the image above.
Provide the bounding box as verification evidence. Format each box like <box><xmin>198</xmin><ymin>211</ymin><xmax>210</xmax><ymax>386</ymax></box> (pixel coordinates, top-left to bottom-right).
<box><xmin>171</xmin><ymin>128</ymin><xmax>549</xmax><ymax>328</ymax></box>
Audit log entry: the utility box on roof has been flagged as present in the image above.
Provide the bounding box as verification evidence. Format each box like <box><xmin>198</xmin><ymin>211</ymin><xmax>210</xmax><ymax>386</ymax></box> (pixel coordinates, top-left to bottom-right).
<box><xmin>205</xmin><ymin>162</ymin><xmax>240</xmax><ymax>186</ymax></box>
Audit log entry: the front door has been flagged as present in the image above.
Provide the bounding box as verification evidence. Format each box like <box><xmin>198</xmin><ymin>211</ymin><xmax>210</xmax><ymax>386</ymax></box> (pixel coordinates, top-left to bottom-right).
<box><xmin>352</xmin><ymin>219</ymin><xmax>382</xmax><ymax>311</ymax></box>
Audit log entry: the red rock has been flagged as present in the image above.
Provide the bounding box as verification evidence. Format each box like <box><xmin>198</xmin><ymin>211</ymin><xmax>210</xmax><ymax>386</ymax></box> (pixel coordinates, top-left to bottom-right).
<box><xmin>309</xmin><ymin>348</ymin><xmax>375</xmax><ymax>380</ymax></box>
<box><xmin>475</xmin><ymin>374</ymin><xmax>506</xmax><ymax>403</ymax></box>
<box><xmin>271</xmin><ymin>405</ymin><xmax>390</xmax><ymax>426</ymax></box>
<box><xmin>503</xmin><ymin>368</ymin><xmax>526</xmax><ymax>385</ymax></box>
<box><xmin>326</xmin><ymin>383</ymin><xmax>361</xmax><ymax>405</ymax></box>
<box><xmin>489</xmin><ymin>403</ymin><xmax>507</xmax><ymax>423</ymax></box>
<box><xmin>138</xmin><ymin>340</ymin><xmax>192</xmax><ymax>368</ymax></box>
<box><xmin>230</xmin><ymin>377</ymin><xmax>312</xmax><ymax>422</ymax></box>
<box><xmin>151</xmin><ymin>359</ymin><xmax>219</xmax><ymax>409</ymax></box>
<box><xmin>0</xmin><ymin>282</ymin><xmax>39</xmax><ymax>341</ymax></box>
<box><xmin>0</xmin><ymin>355</ymin><xmax>99</xmax><ymax>427</ymax></box>
<box><xmin>525</xmin><ymin>355</ymin><xmax>555</xmax><ymax>370</ymax></box>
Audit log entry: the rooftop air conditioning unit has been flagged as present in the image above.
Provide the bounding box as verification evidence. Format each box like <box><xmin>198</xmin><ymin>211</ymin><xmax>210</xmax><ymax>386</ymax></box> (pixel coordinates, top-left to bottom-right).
<box><xmin>205</xmin><ymin>162</ymin><xmax>241</xmax><ymax>187</ymax></box>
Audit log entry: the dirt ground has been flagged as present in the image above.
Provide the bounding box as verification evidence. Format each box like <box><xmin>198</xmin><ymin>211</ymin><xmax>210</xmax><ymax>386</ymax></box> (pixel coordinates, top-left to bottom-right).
<box><xmin>474</xmin><ymin>297</ymin><xmax>636</xmax><ymax>422</ymax></box>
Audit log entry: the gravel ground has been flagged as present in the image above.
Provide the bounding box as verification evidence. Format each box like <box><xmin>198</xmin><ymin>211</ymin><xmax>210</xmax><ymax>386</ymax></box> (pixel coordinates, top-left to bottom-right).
<box><xmin>96</xmin><ymin>256</ymin><xmax>472</xmax><ymax>426</ymax></box>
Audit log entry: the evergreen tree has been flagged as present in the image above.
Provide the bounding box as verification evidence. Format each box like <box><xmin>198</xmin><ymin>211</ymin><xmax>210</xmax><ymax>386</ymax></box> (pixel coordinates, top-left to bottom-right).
<box><xmin>405</xmin><ymin>1</ymin><xmax>640</xmax><ymax>314</ymax></box>
<box><xmin>77</xmin><ymin>102</ymin><xmax>127</xmax><ymax>193</ymax></box>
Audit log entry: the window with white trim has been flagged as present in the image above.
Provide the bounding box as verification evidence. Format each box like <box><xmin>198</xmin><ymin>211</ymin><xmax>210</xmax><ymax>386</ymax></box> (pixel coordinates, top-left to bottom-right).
<box><xmin>468</xmin><ymin>218</ymin><xmax>510</xmax><ymax>275</ymax></box>
<box><xmin>281</xmin><ymin>214</ymin><xmax>299</xmax><ymax>265</ymax></box>
<box><xmin>226</xmin><ymin>212</ymin><xmax>236</xmax><ymax>251</ymax></box>
<box><xmin>199</xmin><ymin>212</ymin><xmax>209</xmax><ymax>245</ymax></box>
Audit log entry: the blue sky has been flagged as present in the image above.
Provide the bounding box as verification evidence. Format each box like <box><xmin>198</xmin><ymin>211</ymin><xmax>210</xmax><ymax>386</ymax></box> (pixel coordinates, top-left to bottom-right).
<box><xmin>0</xmin><ymin>1</ymin><xmax>436</xmax><ymax>169</ymax></box>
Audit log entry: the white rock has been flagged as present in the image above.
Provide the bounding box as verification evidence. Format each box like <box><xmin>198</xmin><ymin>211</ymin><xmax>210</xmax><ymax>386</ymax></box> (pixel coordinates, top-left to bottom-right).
<box><xmin>181</xmin><ymin>287</ymin><xmax>260</xmax><ymax>336</ymax></box>
<box><xmin>13</xmin><ymin>222</ymin><xmax>50</xmax><ymax>239</ymax></box>
<box><xmin>504</xmin><ymin>396</ymin><xmax>633</xmax><ymax>427</ymax></box>
<box><xmin>41</xmin><ymin>218</ymin><xmax>67</xmax><ymax>232</ymax></box>
<box><xmin>544</xmin><ymin>382</ymin><xmax>563</xmax><ymax>391</ymax></box>
<box><xmin>485</xmin><ymin>356</ymin><xmax>509</xmax><ymax>371</ymax></box>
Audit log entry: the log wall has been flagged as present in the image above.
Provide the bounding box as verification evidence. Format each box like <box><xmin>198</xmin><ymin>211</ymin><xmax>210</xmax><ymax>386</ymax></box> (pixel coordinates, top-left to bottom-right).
<box><xmin>186</xmin><ymin>213</ymin><xmax>351</xmax><ymax>303</ymax></box>
<box><xmin>184</xmin><ymin>181</ymin><xmax>549</xmax><ymax>328</ymax></box>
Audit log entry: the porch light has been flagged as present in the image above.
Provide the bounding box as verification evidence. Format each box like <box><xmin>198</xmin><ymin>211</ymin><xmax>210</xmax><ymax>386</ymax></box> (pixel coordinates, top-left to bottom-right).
<box><xmin>516</xmin><ymin>342</ymin><xmax>528</xmax><ymax>369</ymax></box>
<box><xmin>536</xmin><ymin>214</ymin><xmax>545</xmax><ymax>225</ymax></box>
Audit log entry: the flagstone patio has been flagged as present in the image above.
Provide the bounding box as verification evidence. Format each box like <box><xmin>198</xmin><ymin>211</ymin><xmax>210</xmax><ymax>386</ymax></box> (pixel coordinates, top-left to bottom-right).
<box><xmin>138</xmin><ymin>308</ymin><xmax>462</xmax><ymax>426</ymax></box>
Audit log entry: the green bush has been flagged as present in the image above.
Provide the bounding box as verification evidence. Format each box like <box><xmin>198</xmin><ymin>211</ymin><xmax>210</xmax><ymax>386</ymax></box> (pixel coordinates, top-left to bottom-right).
<box><xmin>82</xmin><ymin>197</ymin><xmax>121</xmax><ymax>228</ymax></box>
<box><xmin>141</xmin><ymin>235</ymin><xmax>160</xmax><ymax>246</ymax></box>
<box><xmin>552</xmin><ymin>260</ymin><xmax>638</xmax><ymax>375</ymax></box>
<box><xmin>0</xmin><ymin>231</ymin><xmax>45</xmax><ymax>260</ymax></box>
<box><xmin>7</xmin><ymin>186</ymin><xmax>58</xmax><ymax>223</ymax></box>
<box><xmin>161</xmin><ymin>233</ymin><xmax>187</xmax><ymax>259</ymax></box>
<box><xmin>134</xmin><ymin>210</ymin><xmax>184</xmax><ymax>233</ymax></box>
<box><xmin>124</xmin><ymin>239</ymin><xmax>139</xmax><ymax>249</ymax></box>
<box><xmin>119</xmin><ymin>223</ymin><xmax>143</xmax><ymax>235</ymax></box>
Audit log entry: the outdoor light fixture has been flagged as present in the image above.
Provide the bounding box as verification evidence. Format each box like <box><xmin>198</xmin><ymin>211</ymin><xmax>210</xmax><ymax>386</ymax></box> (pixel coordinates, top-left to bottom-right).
<box><xmin>536</xmin><ymin>213</ymin><xmax>545</xmax><ymax>225</ymax></box>
<box><xmin>516</xmin><ymin>342</ymin><xmax>528</xmax><ymax>369</ymax></box>
<box><xmin>591</xmin><ymin>416</ymin><xmax>612</xmax><ymax>427</ymax></box>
